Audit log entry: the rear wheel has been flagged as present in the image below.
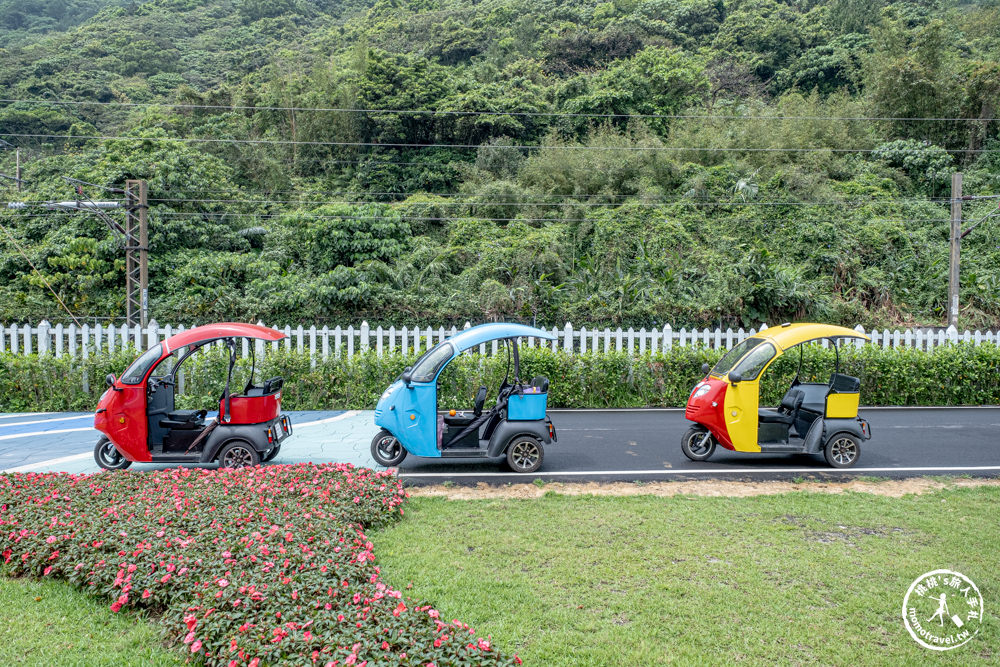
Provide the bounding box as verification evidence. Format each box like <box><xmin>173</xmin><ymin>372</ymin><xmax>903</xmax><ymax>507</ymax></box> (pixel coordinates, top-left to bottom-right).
<box><xmin>506</xmin><ymin>437</ymin><xmax>544</xmax><ymax>474</ymax></box>
<box><xmin>218</xmin><ymin>441</ymin><xmax>260</xmax><ymax>469</ymax></box>
<box><xmin>681</xmin><ymin>427</ymin><xmax>716</xmax><ymax>462</ymax></box>
<box><xmin>824</xmin><ymin>433</ymin><xmax>860</xmax><ymax>468</ymax></box>
<box><xmin>370</xmin><ymin>430</ymin><xmax>406</xmax><ymax>467</ymax></box>
<box><xmin>94</xmin><ymin>437</ymin><xmax>132</xmax><ymax>470</ymax></box>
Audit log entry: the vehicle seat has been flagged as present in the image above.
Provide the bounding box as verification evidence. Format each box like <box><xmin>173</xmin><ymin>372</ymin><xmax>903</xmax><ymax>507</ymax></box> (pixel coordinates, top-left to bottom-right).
<box><xmin>160</xmin><ymin>409</ymin><xmax>207</xmax><ymax>430</ymax></box>
<box><xmin>758</xmin><ymin>389</ymin><xmax>803</xmax><ymax>425</ymax></box>
<box><xmin>244</xmin><ymin>377</ymin><xmax>284</xmax><ymax>397</ymax></box>
<box><xmin>829</xmin><ymin>373</ymin><xmax>860</xmax><ymax>393</ymax></box>
<box><xmin>443</xmin><ymin>386</ymin><xmax>487</xmax><ymax>426</ymax></box>
<box><xmin>531</xmin><ymin>376</ymin><xmax>549</xmax><ymax>393</ymax></box>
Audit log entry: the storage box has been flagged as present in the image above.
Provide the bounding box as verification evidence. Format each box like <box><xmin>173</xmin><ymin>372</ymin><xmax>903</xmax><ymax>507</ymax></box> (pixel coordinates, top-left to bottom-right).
<box><xmin>508</xmin><ymin>392</ymin><xmax>547</xmax><ymax>420</ymax></box>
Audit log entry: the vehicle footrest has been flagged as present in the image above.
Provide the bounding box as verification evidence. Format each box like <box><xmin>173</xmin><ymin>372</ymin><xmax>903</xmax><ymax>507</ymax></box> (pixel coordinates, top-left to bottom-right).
<box><xmin>758</xmin><ymin>443</ymin><xmax>805</xmax><ymax>453</ymax></box>
<box><xmin>440</xmin><ymin>448</ymin><xmax>489</xmax><ymax>458</ymax></box>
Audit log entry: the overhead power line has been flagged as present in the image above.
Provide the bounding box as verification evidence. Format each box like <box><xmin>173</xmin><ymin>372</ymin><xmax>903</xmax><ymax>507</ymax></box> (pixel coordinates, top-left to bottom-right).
<box><xmin>3</xmin><ymin>209</ymin><xmax>953</xmax><ymax>225</ymax></box>
<box><xmin>0</xmin><ymin>219</ymin><xmax>82</xmax><ymax>326</ymax></box>
<box><xmin>0</xmin><ymin>98</ymin><xmax>994</xmax><ymax>123</ymax></box>
<box><xmin>143</xmin><ymin>196</ymin><xmax>951</xmax><ymax>209</ymax></box>
<box><xmin>5</xmin><ymin>132</ymin><xmax>997</xmax><ymax>154</ymax></box>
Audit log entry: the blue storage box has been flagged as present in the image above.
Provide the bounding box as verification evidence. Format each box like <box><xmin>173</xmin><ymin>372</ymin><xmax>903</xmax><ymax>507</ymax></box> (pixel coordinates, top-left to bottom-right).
<box><xmin>508</xmin><ymin>391</ymin><xmax>547</xmax><ymax>420</ymax></box>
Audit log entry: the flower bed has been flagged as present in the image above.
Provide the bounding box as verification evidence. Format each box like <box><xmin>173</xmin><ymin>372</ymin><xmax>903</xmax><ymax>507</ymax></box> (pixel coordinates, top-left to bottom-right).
<box><xmin>0</xmin><ymin>464</ymin><xmax>518</xmax><ymax>666</ymax></box>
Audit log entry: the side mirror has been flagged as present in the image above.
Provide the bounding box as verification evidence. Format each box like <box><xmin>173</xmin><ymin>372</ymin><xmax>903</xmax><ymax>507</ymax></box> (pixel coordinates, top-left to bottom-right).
<box><xmin>728</xmin><ymin>371</ymin><xmax>742</xmax><ymax>385</ymax></box>
<box><xmin>701</xmin><ymin>363</ymin><xmax>710</xmax><ymax>375</ymax></box>
<box><xmin>106</xmin><ymin>373</ymin><xmax>121</xmax><ymax>392</ymax></box>
<box><xmin>401</xmin><ymin>367</ymin><xmax>413</xmax><ymax>385</ymax></box>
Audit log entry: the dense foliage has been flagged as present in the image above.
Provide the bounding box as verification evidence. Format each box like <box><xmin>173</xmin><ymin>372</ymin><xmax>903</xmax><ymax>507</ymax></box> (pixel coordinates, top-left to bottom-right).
<box><xmin>3</xmin><ymin>342</ymin><xmax>999</xmax><ymax>411</ymax></box>
<box><xmin>0</xmin><ymin>463</ymin><xmax>519</xmax><ymax>665</ymax></box>
<box><xmin>1</xmin><ymin>0</ymin><xmax>999</xmax><ymax>328</ymax></box>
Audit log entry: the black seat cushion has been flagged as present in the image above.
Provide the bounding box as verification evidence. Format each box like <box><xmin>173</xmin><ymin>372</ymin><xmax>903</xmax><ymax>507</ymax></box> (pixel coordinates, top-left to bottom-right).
<box><xmin>168</xmin><ymin>409</ymin><xmax>203</xmax><ymax>421</ymax></box>
<box><xmin>758</xmin><ymin>408</ymin><xmax>795</xmax><ymax>425</ymax></box>
<box><xmin>443</xmin><ymin>413</ymin><xmax>476</xmax><ymax>427</ymax></box>
<box><xmin>161</xmin><ymin>409</ymin><xmax>206</xmax><ymax>430</ymax></box>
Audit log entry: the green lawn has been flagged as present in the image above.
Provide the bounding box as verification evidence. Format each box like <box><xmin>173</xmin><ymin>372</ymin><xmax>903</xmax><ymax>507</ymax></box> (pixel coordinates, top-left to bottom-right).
<box><xmin>0</xmin><ymin>576</ymin><xmax>182</xmax><ymax>667</ymax></box>
<box><xmin>372</xmin><ymin>487</ymin><xmax>999</xmax><ymax>665</ymax></box>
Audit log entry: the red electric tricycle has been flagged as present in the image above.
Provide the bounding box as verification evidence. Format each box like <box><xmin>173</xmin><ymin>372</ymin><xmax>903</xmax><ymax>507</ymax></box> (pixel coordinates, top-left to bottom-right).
<box><xmin>94</xmin><ymin>322</ymin><xmax>292</xmax><ymax>470</ymax></box>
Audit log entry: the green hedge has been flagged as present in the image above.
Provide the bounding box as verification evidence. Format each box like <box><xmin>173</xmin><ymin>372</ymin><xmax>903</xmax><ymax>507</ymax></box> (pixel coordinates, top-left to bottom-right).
<box><xmin>2</xmin><ymin>344</ymin><xmax>999</xmax><ymax>413</ymax></box>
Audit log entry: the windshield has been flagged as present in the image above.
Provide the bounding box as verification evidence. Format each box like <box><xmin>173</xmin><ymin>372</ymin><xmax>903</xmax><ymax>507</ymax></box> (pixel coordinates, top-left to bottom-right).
<box><xmin>710</xmin><ymin>337</ymin><xmax>764</xmax><ymax>376</ymax></box>
<box><xmin>410</xmin><ymin>342</ymin><xmax>454</xmax><ymax>383</ymax></box>
<box><xmin>120</xmin><ymin>343</ymin><xmax>163</xmax><ymax>385</ymax></box>
<box><xmin>732</xmin><ymin>342</ymin><xmax>776</xmax><ymax>381</ymax></box>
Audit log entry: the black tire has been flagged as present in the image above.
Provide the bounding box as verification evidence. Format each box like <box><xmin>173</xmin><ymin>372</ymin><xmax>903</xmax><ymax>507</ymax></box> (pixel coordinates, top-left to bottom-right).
<box><xmin>370</xmin><ymin>430</ymin><xmax>406</xmax><ymax>467</ymax></box>
<box><xmin>506</xmin><ymin>437</ymin><xmax>544</xmax><ymax>474</ymax></box>
<box><xmin>94</xmin><ymin>436</ymin><xmax>132</xmax><ymax>470</ymax></box>
<box><xmin>824</xmin><ymin>433</ymin><xmax>861</xmax><ymax>468</ymax></box>
<box><xmin>217</xmin><ymin>440</ymin><xmax>260</xmax><ymax>469</ymax></box>
<box><xmin>681</xmin><ymin>427</ymin><xmax>716</xmax><ymax>462</ymax></box>
<box><xmin>262</xmin><ymin>443</ymin><xmax>281</xmax><ymax>462</ymax></box>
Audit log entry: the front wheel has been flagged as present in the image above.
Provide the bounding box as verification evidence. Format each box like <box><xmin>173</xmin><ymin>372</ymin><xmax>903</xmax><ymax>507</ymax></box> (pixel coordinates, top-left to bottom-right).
<box><xmin>681</xmin><ymin>427</ymin><xmax>716</xmax><ymax>462</ymax></box>
<box><xmin>370</xmin><ymin>430</ymin><xmax>406</xmax><ymax>467</ymax></box>
<box><xmin>824</xmin><ymin>433</ymin><xmax>860</xmax><ymax>468</ymax></box>
<box><xmin>94</xmin><ymin>436</ymin><xmax>132</xmax><ymax>470</ymax></box>
<box><xmin>506</xmin><ymin>437</ymin><xmax>544</xmax><ymax>474</ymax></box>
<box><xmin>218</xmin><ymin>441</ymin><xmax>261</xmax><ymax>469</ymax></box>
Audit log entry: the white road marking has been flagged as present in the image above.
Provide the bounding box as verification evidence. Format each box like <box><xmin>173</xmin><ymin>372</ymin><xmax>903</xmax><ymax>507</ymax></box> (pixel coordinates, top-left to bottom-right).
<box><xmin>295</xmin><ymin>410</ymin><xmax>363</xmax><ymax>428</ymax></box>
<box><xmin>399</xmin><ymin>465</ymin><xmax>1000</xmax><ymax>478</ymax></box>
<box><xmin>0</xmin><ymin>426</ymin><xmax>94</xmax><ymax>441</ymax></box>
<box><xmin>3</xmin><ymin>452</ymin><xmax>92</xmax><ymax>473</ymax></box>
<box><xmin>0</xmin><ymin>411</ymin><xmax>57</xmax><ymax>418</ymax></box>
<box><xmin>0</xmin><ymin>414</ymin><xmax>91</xmax><ymax>428</ymax></box>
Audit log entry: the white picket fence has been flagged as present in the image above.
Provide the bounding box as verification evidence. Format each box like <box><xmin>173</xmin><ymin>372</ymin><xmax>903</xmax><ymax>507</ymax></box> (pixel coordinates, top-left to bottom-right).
<box><xmin>1</xmin><ymin>321</ymin><xmax>997</xmax><ymax>363</ymax></box>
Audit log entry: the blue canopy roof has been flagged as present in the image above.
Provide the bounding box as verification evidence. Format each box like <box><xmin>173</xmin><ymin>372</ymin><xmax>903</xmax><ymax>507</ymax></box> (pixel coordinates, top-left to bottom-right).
<box><xmin>447</xmin><ymin>323</ymin><xmax>555</xmax><ymax>352</ymax></box>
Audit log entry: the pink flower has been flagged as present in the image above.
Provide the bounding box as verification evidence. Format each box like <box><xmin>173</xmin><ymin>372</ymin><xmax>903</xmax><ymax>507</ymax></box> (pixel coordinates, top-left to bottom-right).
<box><xmin>191</xmin><ymin>640</ymin><xmax>202</xmax><ymax>653</ymax></box>
<box><xmin>142</xmin><ymin>589</ymin><xmax>151</xmax><ymax>599</ymax></box>
<box><xmin>218</xmin><ymin>578</ymin><xmax>229</xmax><ymax>587</ymax></box>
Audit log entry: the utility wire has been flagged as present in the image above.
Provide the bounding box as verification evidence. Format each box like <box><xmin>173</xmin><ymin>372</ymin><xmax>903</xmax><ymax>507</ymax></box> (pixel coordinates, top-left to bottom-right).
<box><xmin>142</xmin><ymin>196</ymin><xmax>950</xmax><ymax>209</ymax></box>
<box><xmin>1</xmin><ymin>210</ymin><xmax>954</xmax><ymax>225</ymax></box>
<box><xmin>5</xmin><ymin>132</ymin><xmax>996</xmax><ymax>153</ymax></box>
<box><xmin>0</xmin><ymin>219</ymin><xmax>82</xmax><ymax>326</ymax></box>
<box><xmin>0</xmin><ymin>98</ymin><xmax>994</xmax><ymax>123</ymax></box>
<box><xmin>141</xmin><ymin>188</ymin><xmax>956</xmax><ymax>203</ymax></box>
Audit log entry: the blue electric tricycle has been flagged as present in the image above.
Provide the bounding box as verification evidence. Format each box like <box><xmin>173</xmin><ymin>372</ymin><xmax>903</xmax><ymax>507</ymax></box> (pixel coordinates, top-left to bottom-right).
<box><xmin>371</xmin><ymin>323</ymin><xmax>557</xmax><ymax>473</ymax></box>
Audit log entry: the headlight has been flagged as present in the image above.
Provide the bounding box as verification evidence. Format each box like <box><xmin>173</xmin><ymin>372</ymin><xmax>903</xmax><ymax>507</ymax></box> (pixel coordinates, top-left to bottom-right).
<box><xmin>691</xmin><ymin>383</ymin><xmax>711</xmax><ymax>399</ymax></box>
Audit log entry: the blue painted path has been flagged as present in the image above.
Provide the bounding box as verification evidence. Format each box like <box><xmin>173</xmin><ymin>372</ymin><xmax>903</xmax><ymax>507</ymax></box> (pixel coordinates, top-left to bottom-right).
<box><xmin>0</xmin><ymin>410</ymin><xmax>381</xmax><ymax>474</ymax></box>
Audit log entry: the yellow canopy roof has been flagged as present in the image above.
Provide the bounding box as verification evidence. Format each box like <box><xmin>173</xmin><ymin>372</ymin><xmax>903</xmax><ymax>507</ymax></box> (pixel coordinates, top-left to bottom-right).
<box><xmin>754</xmin><ymin>322</ymin><xmax>870</xmax><ymax>351</ymax></box>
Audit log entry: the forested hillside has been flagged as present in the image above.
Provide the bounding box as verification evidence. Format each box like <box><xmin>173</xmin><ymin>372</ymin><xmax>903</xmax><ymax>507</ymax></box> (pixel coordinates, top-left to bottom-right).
<box><xmin>1</xmin><ymin>0</ymin><xmax>998</xmax><ymax>328</ymax></box>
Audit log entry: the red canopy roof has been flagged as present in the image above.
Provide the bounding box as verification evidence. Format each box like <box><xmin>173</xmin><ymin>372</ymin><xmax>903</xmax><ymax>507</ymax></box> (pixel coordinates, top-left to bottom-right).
<box><xmin>163</xmin><ymin>322</ymin><xmax>285</xmax><ymax>353</ymax></box>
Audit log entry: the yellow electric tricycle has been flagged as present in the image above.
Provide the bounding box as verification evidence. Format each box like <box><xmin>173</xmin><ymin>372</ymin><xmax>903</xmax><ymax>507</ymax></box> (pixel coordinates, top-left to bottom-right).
<box><xmin>683</xmin><ymin>323</ymin><xmax>872</xmax><ymax>468</ymax></box>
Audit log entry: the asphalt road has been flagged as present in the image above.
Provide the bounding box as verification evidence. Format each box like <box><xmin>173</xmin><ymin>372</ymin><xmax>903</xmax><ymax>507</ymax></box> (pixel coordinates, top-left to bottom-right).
<box><xmin>395</xmin><ymin>407</ymin><xmax>1000</xmax><ymax>484</ymax></box>
<box><xmin>2</xmin><ymin>408</ymin><xmax>998</xmax><ymax>484</ymax></box>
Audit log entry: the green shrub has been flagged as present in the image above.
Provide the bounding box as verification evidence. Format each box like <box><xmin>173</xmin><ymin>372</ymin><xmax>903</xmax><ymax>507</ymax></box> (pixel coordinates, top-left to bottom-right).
<box><xmin>3</xmin><ymin>343</ymin><xmax>999</xmax><ymax>411</ymax></box>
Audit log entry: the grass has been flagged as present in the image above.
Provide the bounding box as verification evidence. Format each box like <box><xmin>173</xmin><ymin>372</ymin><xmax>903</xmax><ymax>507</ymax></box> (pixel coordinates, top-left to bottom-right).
<box><xmin>0</xmin><ymin>576</ymin><xmax>182</xmax><ymax>667</ymax></box>
<box><xmin>372</xmin><ymin>487</ymin><xmax>999</xmax><ymax>665</ymax></box>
